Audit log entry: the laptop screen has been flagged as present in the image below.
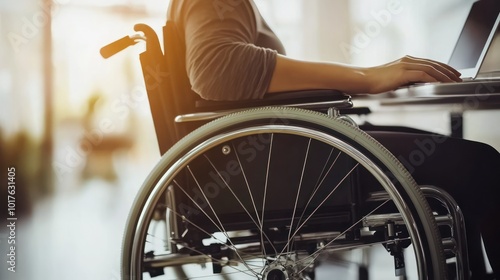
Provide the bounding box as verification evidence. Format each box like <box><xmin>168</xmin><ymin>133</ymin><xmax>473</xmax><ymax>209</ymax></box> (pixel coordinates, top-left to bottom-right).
<box><xmin>448</xmin><ymin>0</ymin><xmax>500</xmax><ymax>73</ymax></box>
<box><xmin>480</xmin><ymin>17</ymin><xmax>500</xmax><ymax>73</ymax></box>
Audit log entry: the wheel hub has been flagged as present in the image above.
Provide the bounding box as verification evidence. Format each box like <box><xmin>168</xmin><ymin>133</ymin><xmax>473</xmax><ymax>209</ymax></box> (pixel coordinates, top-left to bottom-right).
<box><xmin>264</xmin><ymin>265</ymin><xmax>288</xmax><ymax>280</ymax></box>
<box><xmin>263</xmin><ymin>257</ymin><xmax>305</xmax><ymax>280</ymax></box>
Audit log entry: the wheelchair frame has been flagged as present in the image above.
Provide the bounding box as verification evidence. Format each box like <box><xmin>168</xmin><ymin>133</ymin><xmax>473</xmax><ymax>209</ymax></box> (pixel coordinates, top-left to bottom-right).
<box><xmin>101</xmin><ymin>22</ymin><xmax>469</xmax><ymax>280</ymax></box>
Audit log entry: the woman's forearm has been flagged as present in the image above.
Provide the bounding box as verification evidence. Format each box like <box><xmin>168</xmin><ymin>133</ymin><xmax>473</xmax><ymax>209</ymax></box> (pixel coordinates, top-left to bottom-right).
<box><xmin>267</xmin><ymin>55</ymin><xmax>370</xmax><ymax>94</ymax></box>
<box><xmin>267</xmin><ymin>54</ymin><xmax>462</xmax><ymax>95</ymax></box>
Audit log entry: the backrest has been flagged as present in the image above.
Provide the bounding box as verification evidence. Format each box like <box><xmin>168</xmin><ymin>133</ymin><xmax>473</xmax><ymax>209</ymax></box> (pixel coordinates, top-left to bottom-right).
<box><xmin>136</xmin><ymin>22</ymin><xmax>200</xmax><ymax>155</ymax></box>
<box><xmin>162</xmin><ymin>21</ymin><xmax>202</xmax><ymax>149</ymax></box>
<box><xmin>162</xmin><ymin>21</ymin><xmax>200</xmax><ymax>121</ymax></box>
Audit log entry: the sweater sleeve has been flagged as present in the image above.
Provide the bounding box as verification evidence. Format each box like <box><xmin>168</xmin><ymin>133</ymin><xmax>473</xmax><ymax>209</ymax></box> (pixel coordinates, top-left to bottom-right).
<box><xmin>178</xmin><ymin>0</ymin><xmax>278</xmax><ymax>101</ymax></box>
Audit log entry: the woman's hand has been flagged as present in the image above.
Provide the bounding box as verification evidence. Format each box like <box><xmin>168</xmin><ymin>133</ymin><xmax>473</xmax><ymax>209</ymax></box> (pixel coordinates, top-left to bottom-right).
<box><xmin>364</xmin><ymin>55</ymin><xmax>462</xmax><ymax>94</ymax></box>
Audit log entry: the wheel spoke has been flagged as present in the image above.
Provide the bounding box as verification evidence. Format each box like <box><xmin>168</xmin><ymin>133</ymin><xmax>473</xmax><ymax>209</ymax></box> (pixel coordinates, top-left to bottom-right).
<box><xmin>232</xmin><ymin>141</ymin><xmax>262</xmax><ymax>227</ymax></box>
<box><xmin>172</xmin><ymin>179</ymin><xmax>258</xmax><ymax>276</ymax></box>
<box><xmin>285</xmin><ymin>138</ymin><xmax>311</xmax><ymax>256</ymax></box>
<box><xmin>203</xmin><ymin>152</ymin><xmax>282</xmax><ymax>272</ymax></box>
<box><xmin>161</xmin><ymin>205</ymin><xmax>263</xmax><ymax>277</ymax></box>
<box><xmin>203</xmin><ymin>153</ymin><xmax>276</xmax><ymax>253</ymax></box>
<box><xmin>203</xmin><ymin>154</ymin><xmax>261</xmax><ymax>229</ymax></box>
<box><xmin>280</xmin><ymin>161</ymin><xmax>360</xmax><ymax>256</ymax></box>
<box><xmin>260</xmin><ymin>133</ymin><xmax>275</xmax><ymax>263</ymax></box>
<box><xmin>173</xmin><ymin>175</ymin><xmax>224</xmax><ymax>235</ymax></box>
<box><xmin>294</xmin><ymin>149</ymin><xmax>341</xmax><ymax>232</ymax></box>
<box><xmin>296</xmin><ymin>199</ymin><xmax>391</xmax><ymax>274</ymax></box>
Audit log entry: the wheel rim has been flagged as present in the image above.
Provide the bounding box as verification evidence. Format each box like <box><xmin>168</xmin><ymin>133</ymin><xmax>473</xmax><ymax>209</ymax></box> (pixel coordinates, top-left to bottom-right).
<box><xmin>127</xmin><ymin>123</ymin><xmax>442</xmax><ymax>279</ymax></box>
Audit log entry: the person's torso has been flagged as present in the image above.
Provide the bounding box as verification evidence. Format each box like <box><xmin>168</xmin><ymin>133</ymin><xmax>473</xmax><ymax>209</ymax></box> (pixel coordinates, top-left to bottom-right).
<box><xmin>168</xmin><ymin>0</ymin><xmax>286</xmax><ymax>55</ymax></box>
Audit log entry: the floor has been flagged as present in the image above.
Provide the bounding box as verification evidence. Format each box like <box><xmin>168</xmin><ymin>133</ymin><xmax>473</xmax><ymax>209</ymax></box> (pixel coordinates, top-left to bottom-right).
<box><xmin>0</xmin><ymin>142</ymin><xmax>153</xmax><ymax>280</ymax></box>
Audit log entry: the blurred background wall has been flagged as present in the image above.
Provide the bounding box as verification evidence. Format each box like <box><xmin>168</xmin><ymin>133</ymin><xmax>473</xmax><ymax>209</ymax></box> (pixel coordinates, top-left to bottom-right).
<box><xmin>0</xmin><ymin>0</ymin><xmax>488</xmax><ymax>202</ymax></box>
<box><xmin>1</xmin><ymin>0</ymin><xmax>498</xmax><ymax>279</ymax></box>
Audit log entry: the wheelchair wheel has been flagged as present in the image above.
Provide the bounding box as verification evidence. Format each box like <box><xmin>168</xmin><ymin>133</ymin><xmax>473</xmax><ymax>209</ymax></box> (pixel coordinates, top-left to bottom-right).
<box><xmin>122</xmin><ymin>107</ymin><xmax>446</xmax><ymax>280</ymax></box>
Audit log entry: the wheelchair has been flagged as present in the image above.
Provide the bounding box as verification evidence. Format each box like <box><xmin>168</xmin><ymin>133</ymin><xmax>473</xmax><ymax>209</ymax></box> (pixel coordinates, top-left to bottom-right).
<box><xmin>101</xmin><ymin>22</ymin><xmax>469</xmax><ymax>280</ymax></box>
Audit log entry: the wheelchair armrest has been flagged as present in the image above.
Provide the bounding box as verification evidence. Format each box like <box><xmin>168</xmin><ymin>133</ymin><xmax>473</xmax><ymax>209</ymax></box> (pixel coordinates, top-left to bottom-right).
<box><xmin>194</xmin><ymin>89</ymin><xmax>353</xmax><ymax>111</ymax></box>
<box><xmin>175</xmin><ymin>90</ymin><xmax>371</xmax><ymax>123</ymax></box>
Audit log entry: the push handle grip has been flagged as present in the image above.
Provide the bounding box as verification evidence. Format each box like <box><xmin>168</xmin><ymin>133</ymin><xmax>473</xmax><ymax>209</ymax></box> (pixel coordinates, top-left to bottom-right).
<box><xmin>100</xmin><ymin>36</ymin><xmax>136</xmax><ymax>59</ymax></box>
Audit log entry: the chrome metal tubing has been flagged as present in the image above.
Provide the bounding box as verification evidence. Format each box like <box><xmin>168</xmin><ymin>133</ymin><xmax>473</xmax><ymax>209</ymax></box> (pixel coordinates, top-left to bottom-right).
<box><xmin>420</xmin><ymin>185</ymin><xmax>470</xmax><ymax>280</ymax></box>
<box><xmin>367</xmin><ymin>186</ymin><xmax>470</xmax><ymax>279</ymax></box>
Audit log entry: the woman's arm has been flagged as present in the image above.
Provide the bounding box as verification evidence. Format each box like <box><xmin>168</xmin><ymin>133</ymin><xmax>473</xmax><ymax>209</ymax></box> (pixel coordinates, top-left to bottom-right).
<box><xmin>173</xmin><ymin>0</ymin><xmax>462</xmax><ymax>99</ymax></box>
<box><xmin>176</xmin><ymin>0</ymin><xmax>279</xmax><ymax>101</ymax></box>
<box><xmin>268</xmin><ymin>54</ymin><xmax>462</xmax><ymax>95</ymax></box>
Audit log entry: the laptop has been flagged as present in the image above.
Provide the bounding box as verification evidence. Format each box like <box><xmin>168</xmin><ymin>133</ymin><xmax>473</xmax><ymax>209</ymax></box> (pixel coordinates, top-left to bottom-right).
<box><xmin>393</xmin><ymin>1</ymin><xmax>500</xmax><ymax>96</ymax></box>
<box><xmin>448</xmin><ymin>0</ymin><xmax>500</xmax><ymax>80</ymax></box>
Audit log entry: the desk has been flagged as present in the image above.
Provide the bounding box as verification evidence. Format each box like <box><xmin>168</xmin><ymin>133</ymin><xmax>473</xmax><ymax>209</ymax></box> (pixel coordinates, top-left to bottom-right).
<box><xmin>355</xmin><ymin>80</ymin><xmax>500</xmax><ymax>138</ymax></box>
